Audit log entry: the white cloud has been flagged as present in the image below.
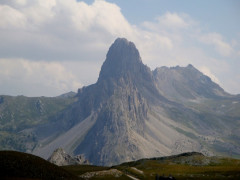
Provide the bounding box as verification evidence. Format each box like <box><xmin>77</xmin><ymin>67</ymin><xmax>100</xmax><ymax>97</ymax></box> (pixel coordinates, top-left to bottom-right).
<box><xmin>0</xmin><ymin>59</ymin><xmax>82</xmax><ymax>96</ymax></box>
<box><xmin>15</xmin><ymin>0</ymin><xmax>27</xmax><ymax>6</ymax></box>
<box><xmin>24</xmin><ymin>0</ymin><xmax>56</xmax><ymax>26</ymax></box>
<box><xmin>142</xmin><ymin>12</ymin><xmax>194</xmax><ymax>33</ymax></box>
<box><xmin>70</xmin><ymin>0</ymin><xmax>133</xmax><ymax>36</ymax></box>
<box><xmin>199</xmin><ymin>33</ymin><xmax>233</xmax><ymax>57</ymax></box>
<box><xmin>237</xmin><ymin>50</ymin><xmax>240</xmax><ymax>57</ymax></box>
<box><xmin>156</xmin><ymin>12</ymin><xmax>189</xmax><ymax>28</ymax></box>
<box><xmin>199</xmin><ymin>66</ymin><xmax>221</xmax><ymax>85</ymax></box>
<box><xmin>0</xmin><ymin>0</ymin><xmax>239</xmax><ymax>96</ymax></box>
<box><xmin>0</xmin><ymin>5</ymin><xmax>27</xmax><ymax>28</ymax></box>
<box><xmin>0</xmin><ymin>0</ymin><xmax>177</xmax><ymax>62</ymax></box>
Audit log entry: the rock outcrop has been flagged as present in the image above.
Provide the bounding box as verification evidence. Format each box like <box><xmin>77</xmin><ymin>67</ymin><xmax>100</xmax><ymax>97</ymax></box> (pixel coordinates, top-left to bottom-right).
<box><xmin>27</xmin><ymin>38</ymin><xmax>240</xmax><ymax>166</ymax></box>
<box><xmin>48</xmin><ymin>148</ymin><xmax>89</xmax><ymax>166</ymax></box>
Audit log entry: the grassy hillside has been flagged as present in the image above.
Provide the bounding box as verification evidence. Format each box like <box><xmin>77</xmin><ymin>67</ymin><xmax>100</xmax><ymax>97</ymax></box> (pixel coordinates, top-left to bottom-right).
<box><xmin>1</xmin><ymin>151</ymin><xmax>239</xmax><ymax>179</ymax></box>
<box><xmin>61</xmin><ymin>152</ymin><xmax>240</xmax><ymax>179</ymax></box>
<box><xmin>0</xmin><ymin>95</ymin><xmax>77</xmax><ymax>152</ymax></box>
<box><xmin>115</xmin><ymin>152</ymin><xmax>240</xmax><ymax>180</ymax></box>
<box><xmin>63</xmin><ymin>165</ymin><xmax>132</xmax><ymax>179</ymax></box>
<box><xmin>0</xmin><ymin>150</ymin><xmax>78</xmax><ymax>180</ymax></box>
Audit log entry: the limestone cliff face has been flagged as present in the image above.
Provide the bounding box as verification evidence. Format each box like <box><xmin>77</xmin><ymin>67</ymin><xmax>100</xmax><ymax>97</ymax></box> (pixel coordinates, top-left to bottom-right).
<box><xmin>74</xmin><ymin>38</ymin><xmax>161</xmax><ymax>165</ymax></box>
<box><xmin>33</xmin><ymin>38</ymin><xmax>240</xmax><ymax>166</ymax></box>
<box><xmin>34</xmin><ymin>38</ymin><xmax>169</xmax><ymax>165</ymax></box>
<box><xmin>98</xmin><ymin>38</ymin><xmax>164</xmax><ymax>103</ymax></box>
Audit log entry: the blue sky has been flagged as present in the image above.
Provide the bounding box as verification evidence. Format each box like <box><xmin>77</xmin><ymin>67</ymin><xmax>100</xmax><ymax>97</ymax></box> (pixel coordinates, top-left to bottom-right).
<box><xmin>0</xmin><ymin>0</ymin><xmax>239</xmax><ymax>96</ymax></box>
<box><xmin>83</xmin><ymin>0</ymin><xmax>240</xmax><ymax>36</ymax></box>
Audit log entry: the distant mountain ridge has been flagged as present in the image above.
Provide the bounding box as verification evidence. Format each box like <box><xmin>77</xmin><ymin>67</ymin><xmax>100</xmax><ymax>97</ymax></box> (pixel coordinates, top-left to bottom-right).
<box><xmin>153</xmin><ymin>64</ymin><xmax>229</xmax><ymax>101</ymax></box>
<box><xmin>0</xmin><ymin>38</ymin><xmax>239</xmax><ymax>166</ymax></box>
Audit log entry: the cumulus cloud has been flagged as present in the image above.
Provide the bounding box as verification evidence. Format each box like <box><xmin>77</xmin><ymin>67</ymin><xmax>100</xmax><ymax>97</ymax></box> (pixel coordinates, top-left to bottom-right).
<box><xmin>0</xmin><ymin>5</ymin><xmax>27</xmax><ymax>28</ymax></box>
<box><xmin>199</xmin><ymin>66</ymin><xmax>221</xmax><ymax>85</ymax></box>
<box><xmin>0</xmin><ymin>0</ymin><xmax>239</xmax><ymax>96</ymax></box>
<box><xmin>0</xmin><ymin>0</ymin><xmax>177</xmax><ymax>62</ymax></box>
<box><xmin>0</xmin><ymin>59</ymin><xmax>82</xmax><ymax>96</ymax></box>
<box><xmin>0</xmin><ymin>0</ymin><xmax>135</xmax><ymax>61</ymax></box>
<box><xmin>142</xmin><ymin>12</ymin><xmax>195</xmax><ymax>33</ymax></box>
<box><xmin>199</xmin><ymin>33</ymin><xmax>233</xmax><ymax>57</ymax></box>
<box><xmin>156</xmin><ymin>12</ymin><xmax>189</xmax><ymax>28</ymax></box>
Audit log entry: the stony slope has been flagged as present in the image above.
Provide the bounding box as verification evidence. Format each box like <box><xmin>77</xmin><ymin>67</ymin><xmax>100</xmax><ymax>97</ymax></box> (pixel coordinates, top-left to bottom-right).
<box><xmin>0</xmin><ymin>38</ymin><xmax>239</xmax><ymax>166</ymax></box>
<box><xmin>32</xmin><ymin>38</ymin><xmax>240</xmax><ymax>165</ymax></box>
<box><xmin>153</xmin><ymin>64</ymin><xmax>229</xmax><ymax>102</ymax></box>
<box><xmin>33</xmin><ymin>38</ymin><xmax>170</xmax><ymax>165</ymax></box>
<box><xmin>0</xmin><ymin>94</ymin><xmax>77</xmax><ymax>152</ymax></box>
<box><xmin>153</xmin><ymin>64</ymin><xmax>240</xmax><ymax>157</ymax></box>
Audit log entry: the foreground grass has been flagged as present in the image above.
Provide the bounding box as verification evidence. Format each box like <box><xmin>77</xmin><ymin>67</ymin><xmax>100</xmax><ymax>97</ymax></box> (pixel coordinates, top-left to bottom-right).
<box><xmin>62</xmin><ymin>165</ymin><xmax>131</xmax><ymax>179</ymax></box>
<box><xmin>63</xmin><ymin>160</ymin><xmax>240</xmax><ymax>180</ymax></box>
<box><xmin>118</xmin><ymin>162</ymin><xmax>240</xmax><ymax>179</ymax></box>
<box><xmin>62</xmin><ymin>165</ymin><xmax>110</xmax><ymax>175</ymax></box>
<box><xmin>0</xmin><ymin>151</ymin><xmax>78</xmax><ymax>180</ymax></box>
<box><xmin>114</xmin><ymin>153</ymin><xmax>240</xmax><ymax>180</ymax></box>
<box><xmin>1</xmin><ymin>151</ymin><xmax>240</xmax><ymax>179</ymax></box>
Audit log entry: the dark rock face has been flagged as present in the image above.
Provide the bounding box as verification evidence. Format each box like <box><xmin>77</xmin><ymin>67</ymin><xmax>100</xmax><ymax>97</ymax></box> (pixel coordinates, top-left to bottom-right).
<box><xmin>99</xmin><ymin>38</ymin><xmax>142</xmax><ymax>80</ymax></box>
<box><xmin>35</xmin><ymin>99</ymin><xmax>43</xmax><ymax>114</ymax></box>
<box><xmin>74</xmin><ymin>38</ymin><xmax>157</xmax><ymax>165</ymax></box>
<box><xmin>0</xmin><ymin>96</ymin><xmax>4</xmax><ymax>104</ymax></box>
<box><xmin>98</xmin><ymin>38</ymin><xmax>165</xmax><ymax>104</ymax></box>
<box><xmin>25</xmin><ymin>38</ymin><xmax>240</xmax><ymax>166</ymax></box>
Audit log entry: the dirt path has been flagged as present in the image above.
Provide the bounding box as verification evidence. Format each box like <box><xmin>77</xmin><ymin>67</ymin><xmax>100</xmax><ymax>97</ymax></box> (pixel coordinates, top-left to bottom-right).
<box><xmin>127</xmin><ymin>174</ymin><xmax>140</xmax><ymax>180</ymax></box>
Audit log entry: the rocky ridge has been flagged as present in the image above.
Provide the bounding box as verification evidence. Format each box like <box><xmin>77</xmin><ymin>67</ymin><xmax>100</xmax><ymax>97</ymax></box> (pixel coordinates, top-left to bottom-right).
<box><xmin>153</xmin><ymin>64</ymin><xmax>229</xmax><ymax>102</ymax></box>
<box><xmin>32</xmin><ymin>38</ymin><xmax>240</xmax><ymax>166</ymax></box>
<box><xmin>0</xmin><ymin>38</ymin><xmax>239</xmax><ymax>166</ymax></box>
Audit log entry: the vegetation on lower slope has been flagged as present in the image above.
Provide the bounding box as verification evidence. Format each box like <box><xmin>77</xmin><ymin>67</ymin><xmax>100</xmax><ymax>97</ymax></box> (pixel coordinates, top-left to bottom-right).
<box><xmin>1</xmin><ymin>151</ymin><xmax>240</xmax><ymax>179</ymax></box>
<box><xmin>0</xmin><ymin>150</ymin><xmax>78</xmax><ymax>180</ymax></box>
<box><xmin>114</xmin><ymin>152</ymin><xmax>240</xmax><ymax>180</ymax></box>
<box><xmin>62</xmin><ymin>155</ymin><xmax>240</xmax><ymax>180</ymax></box>
<box><xmin>63</xmin><ymin>164</ymin><xmax>110</xmax><ymax>175</ymax></box>
<box><xmin>0</xmin><ymin>95</ymin><xmax>76</xmax><ymax>131</ymax></box>
<box><xmin>63</xmin><ymin>165</ymin><xmax>131</xmax><ymax>179</ymax></box>
<box><xmin>0</xmin><ymin>95</ymin><xmax>77</xmax><ymax>151</ymax></box>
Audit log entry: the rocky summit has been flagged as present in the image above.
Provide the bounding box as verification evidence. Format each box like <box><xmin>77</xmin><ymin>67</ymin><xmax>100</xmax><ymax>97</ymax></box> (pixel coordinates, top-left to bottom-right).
<box><xmin>0</xmin><ymin>38</ymin><xmax>239</xmax><ymax>166</ymax></box>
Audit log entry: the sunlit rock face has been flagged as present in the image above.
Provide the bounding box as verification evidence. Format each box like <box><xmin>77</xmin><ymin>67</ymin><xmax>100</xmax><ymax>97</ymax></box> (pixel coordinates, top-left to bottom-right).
<box><xmin>27</xmin><ymin>38</ymin><xmax>240</xmax><ymax>166</ymax></box>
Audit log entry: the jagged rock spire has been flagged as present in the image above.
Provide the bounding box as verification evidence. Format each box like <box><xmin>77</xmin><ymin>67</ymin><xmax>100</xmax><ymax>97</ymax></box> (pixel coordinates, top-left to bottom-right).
<box><xmin>98</xmin><ymin>38</ymin><xmax>143</xmax><ymax>81</ymax></box>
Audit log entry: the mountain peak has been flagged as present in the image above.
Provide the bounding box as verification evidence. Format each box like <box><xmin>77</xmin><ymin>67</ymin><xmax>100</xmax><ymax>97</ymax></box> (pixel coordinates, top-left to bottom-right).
<box><xmin>153</xmin><ymin>64</ymin><xmax>228</xmax><ymax>100</ymax></box>
<box><xmin>114</xmin><ymin>37</ymin><xmax>131</xmax><ymax>45</ymax></box>
<box><xmin>187</xmin><ymin>64</ymin><xmax>194</xmax><ymax>68</ymax></box>
<box><xmin>185</xmin><ymin>64</ymin><xmax>199</xmax><ymax>73</ymax></box>
<box><xmin>111</xmin><ymin>38</ymin><xmax>137</xmax><ymax>51</ymax></box>
<box><xmin>98</xmin><ymin>38</ymin><xmax>143</xmax><ymax>81</ymax></box>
